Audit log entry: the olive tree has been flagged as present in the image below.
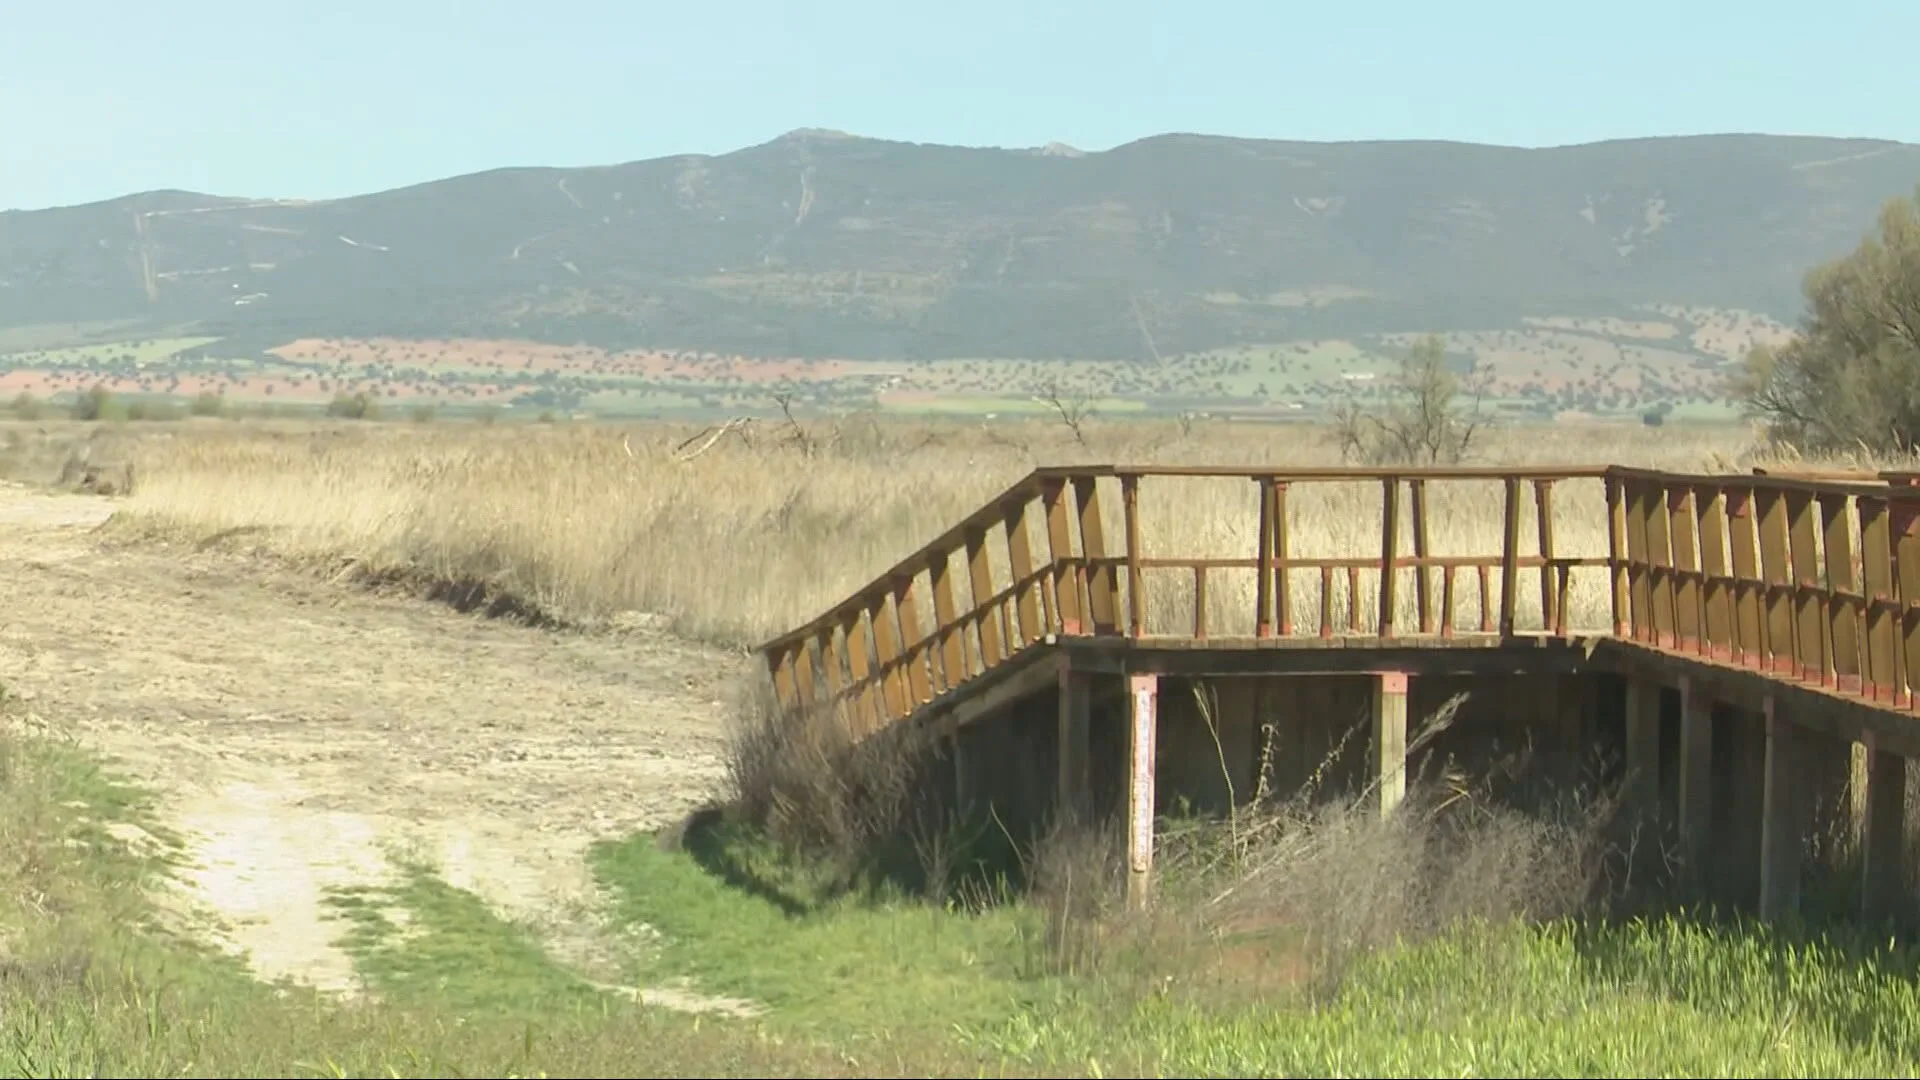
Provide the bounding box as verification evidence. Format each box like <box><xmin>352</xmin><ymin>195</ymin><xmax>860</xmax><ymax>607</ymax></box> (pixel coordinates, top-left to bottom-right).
<box><xmin>1742</xmin><ymin>187</ymin><xmax>1920</xmax><ymax>452</ymax></box>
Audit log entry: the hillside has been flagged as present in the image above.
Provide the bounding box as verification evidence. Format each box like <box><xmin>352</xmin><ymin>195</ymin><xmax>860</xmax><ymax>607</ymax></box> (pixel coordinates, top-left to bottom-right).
<box><xmin>1</xmin><ymin>131</ymin><xmax>1917</xmax><ymax>418</ymax></box>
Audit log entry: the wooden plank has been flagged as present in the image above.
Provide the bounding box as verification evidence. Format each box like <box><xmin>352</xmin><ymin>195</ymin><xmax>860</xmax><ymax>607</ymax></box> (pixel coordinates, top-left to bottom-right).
<box><xmin>1820</xmin><ymin>492</ymin><xmax>1862</xmax><ymax>694</ymax></box>
<box><xmin>1727</xmin><ymin>488</ymin><xmax>1764</xmax><ymax>667</ymax></box>
<box><xmin>1379</xmin><ymin>476</ymin><xmax>1401</xmax><ymax>637</ymax></box>
<box><xmin>1041</xmin><ymin>478</ymin><xmax>1081</xmax><ymax>635</ymax></box>
<box><xmin>842</xmin><ymin>608</ymin><xmax>880</xmax><ymax>731</ymax></box>
<box><xmin>1645</xmin><ymin>479</ymin><xmax>1678</xmax><ymax>649</ymax></box>
<box><xmin>1122</xmin><ymin>474</ymin><xmax>1145</xmax><ymax>638</ymax></box>
<box><xmin>1606</xmin><ymin>475</ymin><xmax>1630</xmax><ymax>637</ymax></box>
<box><xmin>928</xmin><ymin>554</ymin><xmax>966</xmax><ymax>694</ymax></box>
<box><xmin>767</xmin><ymin>645</ymin><xmax>799</xmax><ymax>711</ymax></box>
<box><xmin>964</xmin><ymin>527</ymin><xmax>1003</xmax><ymax>671</ymax></box>
<box><xmin>1255</xmin><ymin>477</ymin><xmax>1275</xmax><ymax>638</ymax></box>
<box><xmin>1668</xmin><ymin>487</ymin><xmax>1701</xmax><ymax>652</ymax></box>
<box><xmin>794</xmin><ymin>635</ymin><xmax>820</xmax><ymax>707</ymax></box>
<box><xmin>1859</xmin><ymin>731</ymin><xmax>1907</xmax><ymax>926</ymax></box>
<box><xmin>868</xmin><ymin>592</ymin><xmax>906</xmax><ymax>721</ymax></box>
<box><xmin>1859</xmin><ymin>497</ymin><xmax>1899</xmax><ymax>703</ymax></box>
<box><xmin>1757</xmin><ymin>489</ymin><xmax>1796</xmax><ymax>675</ymax></box>
<box><xmin>1374</xmin><ymin>671</ymin><xmax>1410</xmax><ymax>816</ymax></box>
<box><xmin>1895</xmin><ymin>497</ymin><xmax>1920</xmax><ymax>709</ymax></box>
<box><xmin>1696</xmin><ymin>486</ymin><xmax>1734</xmax><ymax>661</ymax></box>
<box><xmin>1075</xmin><ymin>476</ymin><xmax>1120</xmax><ymax>634</ymax></box>
<box><xmin>894</xmin><ymin>575</ymin><xmax>934</xmax><ymax>708</ymax></box>
<box><xmin>1004</xmin><ymin>499</ymin><xmax>1042</xmax><ymax>648</ymax></box>
<box><xmin>1275</xmin><ymin>482</ymin><xmax>1294</xmax><ymax>635</ymax></box>
<box><xmin>1624</xmin><ymin>478</ymin><xmax>1653</xmax><ymax>642</ymax></box>
<box><xmin>1786</xmin><ymin>490</ymin><xmax>1827</xmax><ymax>682</ymax></box>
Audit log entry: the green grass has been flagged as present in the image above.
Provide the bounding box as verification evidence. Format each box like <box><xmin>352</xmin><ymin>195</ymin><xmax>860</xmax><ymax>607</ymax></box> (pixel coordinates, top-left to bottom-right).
<box><xmin>9</xmin><ymin>716</ymin><xmax>1920</xmax><ymax>1076</ymax></box>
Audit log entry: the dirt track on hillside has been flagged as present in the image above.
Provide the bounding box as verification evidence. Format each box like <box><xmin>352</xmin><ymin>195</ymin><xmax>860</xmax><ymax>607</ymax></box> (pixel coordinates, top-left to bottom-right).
<box><xmin>0</xmin><ymin>483</ymin><xmax>742</xmax><ymax>998</ymax></box>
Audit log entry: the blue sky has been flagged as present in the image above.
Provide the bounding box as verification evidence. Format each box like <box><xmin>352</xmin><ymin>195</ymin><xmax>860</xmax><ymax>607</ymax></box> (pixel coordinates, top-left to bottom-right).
<box><xmin>1</xmin><ymin>0</ymin><xmax>1912</xmax><ymax>211</ymax></box>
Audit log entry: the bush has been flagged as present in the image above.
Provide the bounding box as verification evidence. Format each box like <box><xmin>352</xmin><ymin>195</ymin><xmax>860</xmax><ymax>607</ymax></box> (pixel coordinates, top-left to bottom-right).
<box><xmin>1742</xmin><ymin>186</ymin><xmax>1920</xmax><ymax>452</ymax></box>
<box><xmin>189</xmin><ymin>392</ymin><xmax>227</xmax><ymax>418</ymax></box>
<box><xmin>10</xmin><ymin>392</ymin><xmax>41</xmax><ymax>420</ymax></box>
<box><xmin>70</xmin><ymin>385</ymin><xmax>118</xmax><ymax>422</ymax></box>
<box><xmin>326</xmin><ymin>392</ymin><xmax>380</xmax><ymax>421</ymax></box>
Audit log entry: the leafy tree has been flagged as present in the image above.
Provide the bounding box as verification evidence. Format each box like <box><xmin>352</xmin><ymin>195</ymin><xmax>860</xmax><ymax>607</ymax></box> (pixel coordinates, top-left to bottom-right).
<box><xmin>1741</xmin><ymin>187</ymin><xmax>1920</xmax><ymax>452</ymax></box>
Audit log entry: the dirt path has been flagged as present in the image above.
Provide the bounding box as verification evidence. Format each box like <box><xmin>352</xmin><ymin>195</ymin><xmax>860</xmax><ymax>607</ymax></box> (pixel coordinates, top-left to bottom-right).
<box><xmin>0</xmin><ymin>484</ymin><xmax>744</xmax><ymax>1000</ymax></box>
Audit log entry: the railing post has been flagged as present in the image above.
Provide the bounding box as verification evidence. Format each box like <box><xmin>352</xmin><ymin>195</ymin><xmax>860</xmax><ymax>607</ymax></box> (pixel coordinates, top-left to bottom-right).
<box><xmin>1379</xmin><ymin>476</ymin><xmax>1400</xmax><ymax>638</ymax></box>
<box><xmin>1410</xmin><ymin>479</ymin><xmax>1433</xmax><ymax>634</ymax></box>
<box><xmin>1606</xmin><ymin>474</ymin><xmax>1630</xmax><ymax>638</ymax></box>
<box><xmin>1668</xmin><ymin>487</ymin><xmax>1701</xmax><ymax>654</ymax></box>
<box><xmin>1820</xmin><ymin>491</ymin><xmax>1862</xmax><ymax>694</ymax></box>
<box><xmin>1121</xmin><ymin>474</ymin><xmax>1145</xmax><ymax>639</ymax></box>
<box><xmin>927</xmin><ymin>554</ymin><xmax>966</xmax><ymax>694</ymax></box>
<box><xmin>893</xmin><ymin>575</ymin><xmax>934</xmax><ymax>708</ymax></box>
<box><xmin>1255</xmin><ymin>476</ymin><xmax>1276</xmax><ymax>639</ymax></box>
<box><xmin>964</xmin><ymin>526</ymin><xmax>1003</xmax><ymax>670</ymax></box>
<box><xmin>1499</xmin><ymin>475</ymin><xmax>1522</xmax><ymax>636</ymax></box>
<box><xmin>1756</xmin><ymin>489</ymin><xmax>1796</xmax><ymax>675</ymax></box>
<box><xmin>1859</xmin><ymin>495</ymin><xmax>1898</xmax><ymax>703</ymax></box>
<box><xmin>1891</xmin><ymin>493</ymin><xmax>1920</xmax><ymax>709</ymax></box>
<box><xmin>1533</xmin><ymin>479</ymin><xmax>1557</xmax><ymax>636</ymax></box>
<box><xmin>868</xmin><ymin>591</ymin><xmax>907</xmax><ymax>721</ymax></box>
<box><xmin>766</xmin><ymin>645</ymin><xmax>799</xmax><ymax>712</ymax></box>
<box><xmin>842</xmin><ymin>608</ymin><xmax>880</xmax><ymax>731</ymax></box>
<box><xmin>1645</xmin><ymin>480</ymin><xmax>1677</xmax><ymax>649</ymax></box>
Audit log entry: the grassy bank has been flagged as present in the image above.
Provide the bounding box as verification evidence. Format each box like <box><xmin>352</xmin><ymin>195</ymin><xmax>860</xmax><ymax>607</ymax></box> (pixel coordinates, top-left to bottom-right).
<box><xmin>8</xmin><ymin>713</ymin><xmax>1920</xmax><ymax>1076</ymax></box>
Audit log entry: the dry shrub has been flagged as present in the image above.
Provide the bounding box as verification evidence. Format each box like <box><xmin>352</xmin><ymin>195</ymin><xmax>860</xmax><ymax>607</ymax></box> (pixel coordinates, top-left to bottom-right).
<box><xmin>721</xmin><ymin>677</ymin><xmax>939</xmax><ymax>881</ymax></box>
<box><xmin>1029</xmin><ymin>698</ymin><xmax>1621</xmax><ymax>999</ymax></box>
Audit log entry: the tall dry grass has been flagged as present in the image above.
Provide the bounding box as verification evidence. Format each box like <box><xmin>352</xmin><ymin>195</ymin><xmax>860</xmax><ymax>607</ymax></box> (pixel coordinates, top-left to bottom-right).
<box><xmin>111</xmin><ymin>416</ymin><xmax>1757</xmax><ymax>647</ymax></box>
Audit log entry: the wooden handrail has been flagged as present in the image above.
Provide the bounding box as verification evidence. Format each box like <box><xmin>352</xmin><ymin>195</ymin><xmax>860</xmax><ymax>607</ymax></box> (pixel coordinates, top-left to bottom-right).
<box><xmin>761</xmin><ymin>463</ymin><xmax>1920</xmax><ymax>726</ymax></box>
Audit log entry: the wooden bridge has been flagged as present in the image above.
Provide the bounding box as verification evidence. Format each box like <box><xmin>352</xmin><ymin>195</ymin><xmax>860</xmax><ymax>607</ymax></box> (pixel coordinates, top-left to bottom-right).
<box><xmin>759</xmin><ymin>464</ymin><xmax>1920</xmax><ymax>923</ymax></box>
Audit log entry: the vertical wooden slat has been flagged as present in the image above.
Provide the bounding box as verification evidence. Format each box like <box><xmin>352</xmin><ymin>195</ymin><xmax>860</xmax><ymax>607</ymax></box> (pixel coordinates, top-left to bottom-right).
<box><xmin>794</xmin><ymin>635</ymin><xmax>820</xmax><ymax>709</ymax></box>
<box><xmin>928</xmin><ymin>553</ymin><xmax>966</xmax><ymax>693</ymax></box>
<box><xmin>767</xmin><ymin>646</ymin><xmax>799</xmax><ymax>711</ymax></box>
<box><xmin>1255</xmin><ymin>477</ymin><xmax>1276</xmax><ymax>638</ymax></box>
<box><xmin>1727</xmin><ymin>488</ymin><xmax>1764</xmax><ymax>667</ymax></box>
<box><xmin>1757</xmin><ymin>488</ymin><xmax>1796</xmax><ymax>675</ymax></box>
<box><xmin>1820</xmin><ymin>492</ymin><xmax>1862</xmax><ymax>694</ymax></box>
<box><xmin>817</xmin><ymin>627</ymin><xmax>848</xmax><ymax>710</ymax></box>
<box><xmin>893</xmin><ymin>575</ymin><xmax>934</xmax><ymax>707</ymax></box>
<box><xmin>1275</xmin><ymin>482</ymin><xmax>1293</xmax><ymax>635</ymax></box>
<box><xmin>1859</xmin><ymin>496</ymin><xmax>1898</xmax><ymax>703</ymax></box>
<box><xmin>1003</xmin><ymin>499</ymin><xmax>1041</xmax><ymax>648</ymax></box>
<box><xmin>1121</xmin><ymin>474</ymin><xmax>1145</xmax><ymax>638</ymax></box>
<box><xmin>1042</xmin><ymin>479</ymin><xmax>1081</xmax><ymax>635</ymax></box>
<box><xmin>1499</xmin><ymin>476</ymin><xmax>1522</xmax><ymax>636</ymax></box>
<box><xmin>842</xmin><ymin>609</ymin><xmax>879</xmax><ymax>730</ymax></box>
<box><xmin>1074</xmin><ymin>476</ymin><xmax>1120</xmax><ymax>634</ymax></box>
<box><xmin>1319</xmin><ymin>566</ymin><xmax>1334</xmax><ymax>639</ymax></box>
<box><xmin>1892</xmin><ymin>496</ymin><xmax>1920</xmax><ymax>708</ymax></box>
<box><xmin>963</xmin><ymin>527</ymin><xmax>1002</xmax><ymax>672</ymax></box>
<box><xmin>1379</xmin><ymin>476</ymin><xmax>1400</xmax><ymax>637</ymax></box>
<box><xmin>1606</xmin><ymin>475</ymin><xmax>1630</xmax><ymax>638</ymax></box>
<box><xmin>1645</xmin><ymin>480</ymin><xmax>1677</xmax><ymax>649</ymax></box>
<box><xmin>1347</xmin><ymin>566</ymin><xmax>1362</xmax><ymax>634</ymax></box>
<box><xmin>1192</xmin><ymin>566</ymin><xmax>1208</xmax><ymax>639</ymax></box>
<box><xmin>1668</xmin><ymin>487</ymin><xmax>1701</xmax><ymax>653</ymax></box>
<box><xmin>1624</xmin><ymin>478</ymin><xmax>1653</xmax><ymax>643</ymax></box>
<box><xmin>1440</xmin><ymin>565</ymin><xmax>1457</xmax><ymax>638</ymax></box>
<box><xmin>1477</xmin><ymin>565</ymin><xmax>1493</xmax><ymax>633</ymax></box>
<box><xmin>868</xmin><ymin>592</ymin><xmax>906</xmax><ymax>721</ymax></box>
<box><xmin>1534</xmin><ymin>479</ymin><xmax>1557</xmax><ymax>635</ymax></box>
<box><xmin>1696</xmin><ymin>486</ymin><xmax>1733</xmax><ymax>661</ymax></box>
<box><xmin>1786</xmin><ymin>490</ymin><xmax>1827</xmax><ymax>683</ymax></box>
<box><xmin>1411</xmin><ymin>478</ymin><xmax>1434</xmax><ymax>634</ymax></box>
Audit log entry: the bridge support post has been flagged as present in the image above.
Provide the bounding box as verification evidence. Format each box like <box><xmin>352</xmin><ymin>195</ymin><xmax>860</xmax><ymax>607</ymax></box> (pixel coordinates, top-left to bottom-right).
<box><xmin>1623</xmin><ymin>677</ymin><xmax>1662</xmax><ymax>820</ymax></box>
<box><xmin>1126</xmin><ymin>673</ymin><xmax>1158</xmax><ymax>909</ymax></box>
<box><xmin>1759</xmin><ymin>696</ymin><xmax>1801</xmax><ymax>920</ymax></box>
<box><xmin>1057</xmin><ymin>663</ymin><xmax>1092</xmax><ymax>825</ymax></box>
<box><xmin>950</xmin><ymin>732</ymin><xmax>973</xmax><ymax>818</ymax></box>
<box><xmin>1373</xmin><ymin>672</ymin><xmax>1409</xmax><ymax>817</ymax></box>
<box><xmin>1859</xmin><ymin>731</ymin><xmax>1907</xmax><ymax>927</ymax></box>
<box><xmin>1678</xmin><ymin>676</ymin><xmax>1714</xmax><ymax>888</ymax></box>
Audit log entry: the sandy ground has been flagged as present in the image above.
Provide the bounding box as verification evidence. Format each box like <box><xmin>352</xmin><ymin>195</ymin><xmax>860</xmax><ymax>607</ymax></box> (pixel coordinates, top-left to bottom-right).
<box><xmin>0</xmin><ymin>483</ymin><xmax>750</xmax><ymax>1007</ymax></box>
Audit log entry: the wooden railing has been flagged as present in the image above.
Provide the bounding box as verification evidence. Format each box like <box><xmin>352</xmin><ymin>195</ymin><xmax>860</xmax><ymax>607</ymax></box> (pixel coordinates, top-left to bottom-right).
<box><xmin>759</xmin><ymin>464</ymin><xmax>1920</xmax><ymax>728</ymax></box>
<box><xmin>759</xmin><ymin>465</ymin><xmax>1619</xmax><ymax>727</ymax></box>
<box><xmin>1609</xmin><ymin>466</ymin><xmax>1920</xmax><ymax>706</ymax></box>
